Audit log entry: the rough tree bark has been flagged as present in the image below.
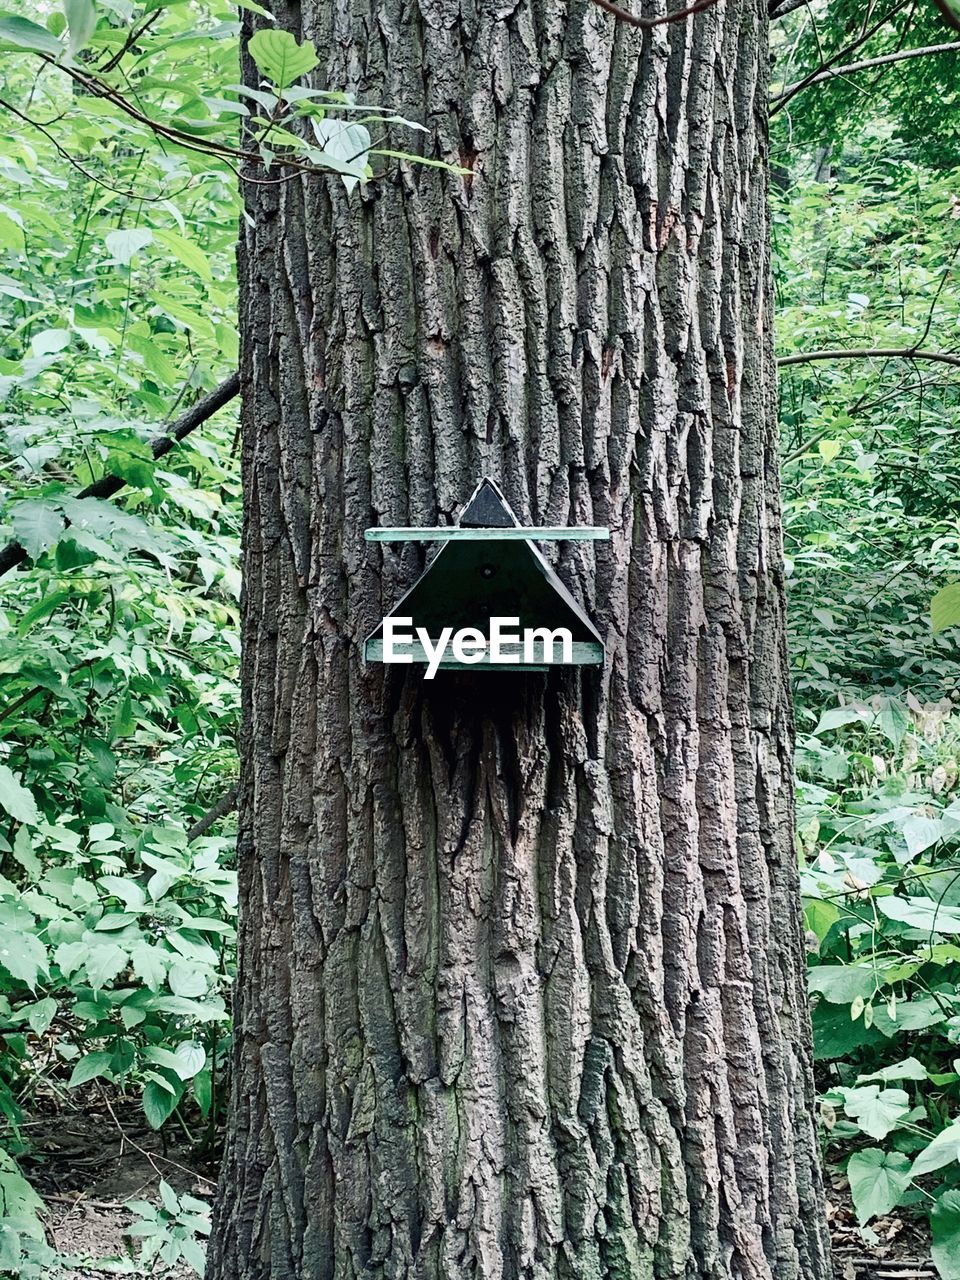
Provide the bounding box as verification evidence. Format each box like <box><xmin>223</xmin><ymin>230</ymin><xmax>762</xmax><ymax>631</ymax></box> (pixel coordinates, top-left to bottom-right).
<box><xmin>207</xmin><ymin>0</ymin><xmax>834</xmax><ymax>1274</ymax></box>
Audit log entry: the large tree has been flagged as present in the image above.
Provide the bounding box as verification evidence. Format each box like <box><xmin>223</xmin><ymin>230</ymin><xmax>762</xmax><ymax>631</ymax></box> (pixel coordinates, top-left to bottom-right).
<box><xmin>207</xmin><ymin>0</ymin><xmax>834</xmax><ymax>1274</ymax></box>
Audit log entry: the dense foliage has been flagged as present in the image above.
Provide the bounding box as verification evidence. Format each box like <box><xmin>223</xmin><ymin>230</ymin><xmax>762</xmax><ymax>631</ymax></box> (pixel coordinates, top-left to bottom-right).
<box><xmin>0</xmin><ymin>0</ymin><xmax>957</xmax><ymax>1276</ymax></box>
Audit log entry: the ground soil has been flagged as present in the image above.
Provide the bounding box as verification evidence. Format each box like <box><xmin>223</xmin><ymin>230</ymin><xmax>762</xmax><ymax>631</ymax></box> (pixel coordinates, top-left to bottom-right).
<box><xmin>19</xmin><ymin>1093</ymin><xmax>218</xmax><ymax>1277</ymax></box>
<box><xmin>14</xmin><ymin>1093</ymin><xmax>939</xmax><ymax>1278</ymax></box>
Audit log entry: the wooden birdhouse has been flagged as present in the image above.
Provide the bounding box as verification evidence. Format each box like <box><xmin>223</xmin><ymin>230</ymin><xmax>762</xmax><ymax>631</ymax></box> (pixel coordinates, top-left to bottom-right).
<box><xmin>363</xmin><ymin>478</ymin><xmax>606</xmax><ymax>674</ymax></box>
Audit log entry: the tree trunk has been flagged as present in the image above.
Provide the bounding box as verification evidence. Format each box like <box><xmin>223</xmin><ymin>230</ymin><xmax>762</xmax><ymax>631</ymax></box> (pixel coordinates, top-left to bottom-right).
<box><xmin>207</xmin><ymin>0</ymin><xmax>833</xmax><ymax>1274</ymax></box>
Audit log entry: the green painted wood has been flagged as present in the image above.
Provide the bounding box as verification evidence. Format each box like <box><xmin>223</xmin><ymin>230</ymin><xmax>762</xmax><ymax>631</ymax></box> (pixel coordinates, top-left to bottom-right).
<box><xmin>364</xmin><ymin>526</ymin><xmax>609</xmax><ymax>542</ymax></box>
<box><xmin>364</xmin><ymin>639</ymin><xmax>604</xmax><ymax>667</ymax></box>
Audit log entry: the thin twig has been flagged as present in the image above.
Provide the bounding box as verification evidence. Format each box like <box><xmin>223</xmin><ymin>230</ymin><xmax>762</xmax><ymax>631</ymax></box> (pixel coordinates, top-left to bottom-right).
<box><xmin>771</xmin><ymin>39</ymin><xmax>960</xmax><ymax>102</ymax></box>
<box><xmin>778</xmin><ymin>347</ymin><xmax>960</xmax><ymax>369</ymax></box>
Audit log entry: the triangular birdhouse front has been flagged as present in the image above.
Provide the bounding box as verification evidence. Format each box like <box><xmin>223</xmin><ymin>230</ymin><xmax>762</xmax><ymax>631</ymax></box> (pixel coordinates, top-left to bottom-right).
<box><xmin>364</xmin><ymin>478</ymin><xmax>606</xmax><ymax>674</ymax></box>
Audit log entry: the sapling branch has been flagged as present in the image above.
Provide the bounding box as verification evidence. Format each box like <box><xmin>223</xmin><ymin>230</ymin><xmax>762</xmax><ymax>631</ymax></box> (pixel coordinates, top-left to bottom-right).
<box><xmin>771</xmin><ymin>40</ymin><xmax>960</xmax><ymax>103</ymax></box>
<box><xmin>779</xmin><ymin>347</ymin><xmax>960</xmax><ymax>369</ymax></box>
<box><xmin>0</xmin><ymin>373</ymin><xmax>240</xmax><ymax>581</ymax></box>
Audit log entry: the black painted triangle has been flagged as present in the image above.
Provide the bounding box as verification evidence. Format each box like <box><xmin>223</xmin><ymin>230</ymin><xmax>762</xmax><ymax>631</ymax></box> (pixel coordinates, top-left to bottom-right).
<box><xmin>459</xmin><ymin>477</ymin><xmax>520</xmax><ymax>528</ymax></box>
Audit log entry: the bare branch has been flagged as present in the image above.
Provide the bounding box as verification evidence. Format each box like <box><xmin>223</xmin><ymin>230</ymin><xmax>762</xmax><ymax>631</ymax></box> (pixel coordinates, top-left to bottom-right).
<box><xmin>778</xmin><ymin>347</ymin><xmax>960</xmax><ymax>369</ymax></box>
<box><xmin>587</xmin><ymin>0</ymin><xmax>723</xmax><ymax>29</ymax></box>
<box><xmin>771</xmin><ymin>39</ymin><xmax>960</xmax><ymax>102</ymax></box>
<box><xmin>770</xmin><ymin>0</ymin><xmax>911</xmax><ymax>114</ymax></box>
<box><xmin>187</xmin><ymin>784</ymin><xmax>239</xmax><ymax>842</ymax></box>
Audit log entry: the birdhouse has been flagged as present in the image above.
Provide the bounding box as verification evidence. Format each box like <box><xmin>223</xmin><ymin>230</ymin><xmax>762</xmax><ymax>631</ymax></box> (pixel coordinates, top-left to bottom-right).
<box><xmin>363</xmin><ymin>478</ymin><xmax>607</xmax><ymax>674</ymax></box>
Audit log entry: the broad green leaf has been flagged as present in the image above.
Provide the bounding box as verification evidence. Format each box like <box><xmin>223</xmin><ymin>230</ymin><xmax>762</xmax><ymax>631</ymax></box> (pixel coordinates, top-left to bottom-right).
<box><xmin>84</xmin><ymin>941</ymin><xmax>127</xmax><ymax>989</ymax></box>
<box><xmin>68</xmin><ymin>1051</ymin><xmax>114</xmax><ymax>1087</ymax></box>
<box><xmin>808</xmin><ymin>965</ymin><xmax>878</xmax><ymax>1005</ymax></box>
<box><xmin>311</xmin><ymin>118</ymin><xmax>370</xmax><ymax>193</ymax></box>
<box><xmin>813</xmin><ymin>704</ymin><xmax>870</xmax><ymax>735</ymax></box>
<box><xmin>142</xmin><ymin>1078</ymin><xmax>181</xmax><ymax>1129</ymax></box>
<box><xmin>0</xmin><ymin>926</ymin><xmax>47</xmax><ymax>988</ymax></box>
<box><xmin>131</xmin><ymin>943</ymin><xmax>166</xmax><ymax>990</ymax></box>
<box><xmin>847</xmin><ymin>1148</ymin><xmax>911</xmax><ymax>1224</ymax></box>
<box><xmin>858</xmin><ymin>1057</ymin><xmax>928</xmax><ymax>1084</ymax></box>
<box><xmin>98</xmin><ymin>875</ymin><xmax>146</xmax><ymax>912</ymax></box>
<box><xmin>11</xmin><ymin>826</ymin><xmax>41</xmax><ymax>880</ymax></box>
<box><xmin>151</xmin><ymin>228</ymin><xmax>212</xmax><ymax>283</ymax></box>
<box><xmin>878</xmin><ymin>697</ymin><xmax>910</xmax><ymax>749</ymax></box>
<box><xmin>168</xmin><ymin>960</ymin><xmax>208</xmax><ymax>998</ymax></box>
<box><xmin>173</xmin><ymin>1041</ymin><xmax>206</xmax><ymax>1080</ymax></box>
<box><xmin>180</xmin><ymin>1236</ymin><xmax>207</xmax><ymax>1276</ymax></box>
<box><xmin>876</xmin><ymin>895</ymin><xmax>960</xmax><ymax>933</ymax></box>
<box><xmin>105</xmin><ymin>227</ymin><xmax>154</xmax><ymax>266</ymax></box>
<box><xmin>0</xmin><ymin>210</ymin><xmax>24</xmax><ymax>254</ymax></box>
<box><xmin>25</xmin><ymin>997</ymin><xmax>57</xmax><ymax>1036</ymax></box>
<box><xmin>63</xmin><ymin>0</ymin><xmax>96</xmax><ymax>56</ymax></box>
<box><xmin>911</xmin><ymin>1122</ymin><xmax>960</xmax><ymax>1177</ymax></box>
<box><xmin>0</xmin><ymin>14</ymin><xmax>63</xmax><ymax>56</ymax></box>
<box><xmin>0</xmin><ymin>1224</ymin><xmax>18</xmax><ymax>1271</ymax></box>
<box><xmin>247</xmin><ymin>28</ymin><xmax>318</xmax><ymax>90</ymax></box>
<box><xmin>0</xmin><ymin>766</ymin><xmax>38</xmax><ymax>825</ymax></box>
<box><xmin>933</xmin><ymin>1190</ymin><xmax>960</xmax><ymax>1280</ymax></box>
<box><xmin>10</xmin><ymin>499</ymin><xmax>65</xmax><ymax>560</ymax></box>
<box><xmin>819</xmin><ymin>438</ymin><xmax>842</xmax><ymax>463</ymax></box>
<box><xmin>932</xmin><ymin>584</ymin><xmax>960</xmax><ymax>634</ymax></box>
<box><xmin>902</xmin><ymin>814</ymin><xmax>944</xmax><ymax>857</ymax></box>
<box><xmin>30</xmin><ymin>328</ymin><xmax>71</xmax><ymax>357</ymax></box>
<box><xmin>839</xmin><ymin>1085</ymin><xmax>910</xmax><ymax>1139</ymax></box>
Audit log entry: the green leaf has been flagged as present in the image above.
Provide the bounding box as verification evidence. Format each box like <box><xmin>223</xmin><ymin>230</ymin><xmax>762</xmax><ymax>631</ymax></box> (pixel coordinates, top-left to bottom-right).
<box><xmin>0</xmin><ymin>926</ymin><xmax>47</xmax><ymax>988</ymax></box>
<box><xmin>11</xmin><ymin>826</ymin><xmax>40</xmax><ymax>880</ymax></box>
<box><xmin>0</xmin><ymin>14</ymin><xmax>63</xmax><ymax>56</ymax></box>
<box><xmin>30</xmin><ymin>327</ymin><xmax>71</xmax><ymax>357</ymax></box>
<box><xmin>247</xmin><ymin>28</ymin><xmax>318</xmax><ymax>90</ymax></box>
<box><xmin>142</xmin><ymin>1078</ymin><xmax>181</xmax><ymax>1130</ymax></box>
<box><xmin>98</xmin><ymin>875</ymin><xmax>146</xmax><ymax>912</ymax></box>
<box><xmin>84</xmin><ymin>941</ymin><xmax>127</xmax><ymax>989</ymax></box>
<box><xmin>0</xmin><ymin>1223</ymin><xmax>19</xmax><ymax>1271</ymax></box>
<box><xmin>808</xmin><ymin>965</ymin><xmax>878</xmax><ymax>1005</ymax></box>
<box><xmin>69</xmin><ymin>1051</ymin><xmax>114</xmax><ymax>1087</ymax></box>
<box><xmin>105</xmin><ymin>228</ymin><xmax>154</xmax><ymax>266</ymax></box>
<box><xmin>0</xmin><ymin>766</ymin><xmax>38</xmax><ymax>826</ymax></box>
<box><xmin>168</xmin><ymin>961</ymin><xmax>207</xmax><ymax>998</ymax></box>
<box><xmin>10</xmin><ymin>499</ymin><xmax>65</xmax><ymax>560</ymax></box>
<box><xmin>933</xmin><ymin>1190</ymin><xmax>960</xmax><ymax>1280</ymax></box>
<box><xmin>131</xmin><ymin>943</ymin><xmax>166</xmax><ymax>991</ymax></box>
<box><xmin>858</xmin><ymin>1057</ymin><xmax>929</xmax><ymax>1084</ymax></box>
<box><xmin>173</xmin><ymin>1041</ymin><xmax>206</xmax><ymax>1080</ymax></box>
<box><xmin>903</xmin><ymin>814</ymin><xmax>944</xmax><ymax>858</ymax></box>
<box><xmin>878</xmin><ymin>697</ymin><xmax>910</xmax><ymax>749</ymax></box>
<box><xmin>912</xmin><ymin>1122</ymin><xmax>960</xmax><ymax>1178</ymax></box>
<box><xmin>63</xmin><ymin>0</ymin><xmax>96</xmax><ymax>56</ymax></box>
<box><xmin>25</xmin><ymin>997</ymin><xmax>57</xmax><ymax>1036</ymax></box>
<box><xmin>877</xmin><ymin>895</ymin><xmax>960</xmax><ymax>933</ymax></box>
<box><xmin>0</xmin><ymin>210</ymin><xmax>24</xmax><ymax>254</ymax></box>
<box><xmin>932</xmin><ymin>584</ymin><xmax>960</xmax><ymax>634</ymax></box>
<box><xmin>839</xmin><ymin>1085</ymin><xmax>910</xmax><ymax>1139</ymax></box>
<box><xmin>151</xmin><ymin>229</ymin><xmax>212</xmax><ymax>283</ymax></box>
<box><xmin>180</xmin><ymin>1236</ymin><xmax>207</xmax><ymax>1276</ymax></box>
<box><xmin>818</xmin><ymin>438</ymin><xmax>842</xmax><ymax>463</ymax></box>
<box><xmin>192</xmin><ymin>1067</ymin><xmax>212</xmax><ymax>1116</ymax></box>
<box><xmin>813</xmin><ymin>703</ymin><xmax>870</xmax><ymax>735</ymax></box>
<box><xmin>847</xmin><ymin>1148</ymin><xmax>911</xmax><ymax>1225</ymax></box>
<box><xmin>311</xmin><ymin>118</ymin><xmax>370</xmax><ymax>193</ymax></box>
